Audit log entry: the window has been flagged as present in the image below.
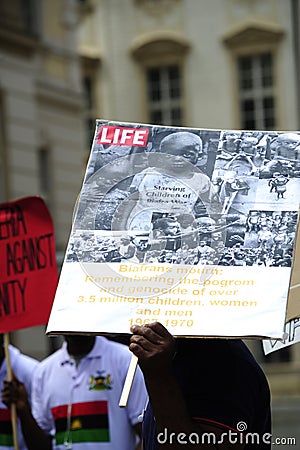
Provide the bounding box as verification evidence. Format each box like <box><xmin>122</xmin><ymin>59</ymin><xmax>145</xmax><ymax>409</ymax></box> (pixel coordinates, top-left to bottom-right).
<box><xmin>146</xmin><ymin>65</ymin><xmax>183</xmax><ymax>126</ymax></box>
<box><xmin>130</xmin><ymin>31</ymin><xmax>189</xmax><ymax>125</ymax></box>
<box><xmin>0</xmin><ymin>0</ymin><xmax>38</xmax><ymax>35</ymax></box>
<box><xmin>237</xmin><ymin>53</ymin><xmax>276</xmax><ymax>130</ymax></box>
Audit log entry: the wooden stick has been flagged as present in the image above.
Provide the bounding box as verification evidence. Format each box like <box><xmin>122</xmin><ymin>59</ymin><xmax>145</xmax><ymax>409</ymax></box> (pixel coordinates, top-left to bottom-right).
<box><xmin>3</xmin><ymin>333</ymin><xmax>20</xmax><ymax>450</ymax></box>
<box><xmin>119</xmin><ymin>354</ymin><xmax>138</xmax><ymax>407</ymax></box>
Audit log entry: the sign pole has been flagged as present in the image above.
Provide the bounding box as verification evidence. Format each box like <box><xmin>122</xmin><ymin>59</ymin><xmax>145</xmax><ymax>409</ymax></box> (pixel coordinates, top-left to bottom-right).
<box><xmin>4</xmin><ymin>333</ymin><xmax>19</xmax><ymax>450</ymax></box>
<box><xmin>119</xmin><ymin>354</ymin><xmax>138</xmax><ymax>407</ymax></box>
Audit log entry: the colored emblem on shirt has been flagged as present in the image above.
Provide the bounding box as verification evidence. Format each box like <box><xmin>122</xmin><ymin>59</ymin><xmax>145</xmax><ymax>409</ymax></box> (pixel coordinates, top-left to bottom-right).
<box><xmin>70</xmin><ymin>418</ymin><xmax>82</xmax><ymax>430</ymax></box>
<box><xmin>52</xmin><ymin>401</ymin><xmax>110</xmax><ymax>444</ymax></box>
<box><xmin>0</xmin><ymin>409</ymin><xmax>13</xmax><ymax>447</ymax></box>
<box><xmin>89</xmin><ymin>371</ymin><xmax>112</xmax><ymax>390</ymax></box>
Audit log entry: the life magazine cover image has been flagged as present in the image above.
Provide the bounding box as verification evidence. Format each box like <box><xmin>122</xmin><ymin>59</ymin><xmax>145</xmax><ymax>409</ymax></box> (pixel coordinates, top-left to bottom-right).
<box><xmin>47</xmin><ymin>120</ymin><xmax>300</xmax><ymax>339</ymax></box>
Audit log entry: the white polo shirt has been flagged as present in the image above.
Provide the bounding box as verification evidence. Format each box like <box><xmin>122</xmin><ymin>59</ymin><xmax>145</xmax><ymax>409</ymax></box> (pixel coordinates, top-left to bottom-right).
<box><xmin>31</xmin><ymin>337</ymin><xmax>147</xmax><ymax>450</ymax></box>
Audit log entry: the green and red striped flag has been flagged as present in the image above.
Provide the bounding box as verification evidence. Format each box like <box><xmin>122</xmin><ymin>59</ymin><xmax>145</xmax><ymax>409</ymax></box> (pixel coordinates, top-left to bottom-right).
<box><xmin>52</xmin><ymin>401</ymin><xmax>110</xmax><ymax>445</ymax></box>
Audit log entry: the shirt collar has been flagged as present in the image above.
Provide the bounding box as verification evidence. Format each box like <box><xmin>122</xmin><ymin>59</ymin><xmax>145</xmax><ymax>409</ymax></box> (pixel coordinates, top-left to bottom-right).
<box><xmin>59</xmin><ymin>336</ymin><xmax>105</xmax><ymax>366</ymax></box>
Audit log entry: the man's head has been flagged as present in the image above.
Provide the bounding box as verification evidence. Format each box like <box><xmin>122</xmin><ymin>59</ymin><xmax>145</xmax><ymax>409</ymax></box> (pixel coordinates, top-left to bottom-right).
<box><xmin>177</xmin><ymin>213</ymin><xmax>195</xmax><ymax>228</ymax></box>
<box><xmin>159</xmin><ymin>132</ymin><xmax>202</xmax><ymax>165</ymax></box>
<box><xmin>275</xmin><ymin>133</ymin><xmax>300</xmax><ymax>150</ymax></box>
<box><xmin>153</xmin><ymin>217</ymin><xmax>180</xmax><ymax>236</ymax></box>
<box><xmin>120</xmin><ymin>236</ymin><xmax>131</xmax><ymax>245</ymax></box>
<box><xmin>196</xmin><ymin>216</ymin><xmax>216</xmax><ymax>233</ymax></box>
<box><xmin>133</xmin><ymin>237</ymin><xmax>150</xmax><ymax>251</ymax></box>
<box><xmin>223</xmin><ymin>131</ymin><xmax>241</xmax><ymax>141</ymax></box>
<box><xmin>64</xmin><ymin>335</ymin><xmax>96</xmax><ymax>357</ymax></box>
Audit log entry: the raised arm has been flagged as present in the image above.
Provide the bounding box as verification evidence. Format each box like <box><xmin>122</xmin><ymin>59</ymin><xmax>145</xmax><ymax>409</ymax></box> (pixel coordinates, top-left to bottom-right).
<box><xmin>129</xmin><ymin>322</ymin><xmax>245</xmax><ymax>450</ymax></box>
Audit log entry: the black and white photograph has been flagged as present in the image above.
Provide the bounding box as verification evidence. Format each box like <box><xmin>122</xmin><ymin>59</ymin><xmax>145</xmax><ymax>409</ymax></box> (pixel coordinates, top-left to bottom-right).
<box><xmin>73</xmin><ymin>125</ymin><xmax>221</xmax><ymax>234</ymax></box>
<box><xmin>69</xmin><ymin>122</ymin><xmax>300</xmax><ymax>272</ymax></box>
<box><xmin>71</xmin><ymin>123</ymin><xmax>300</xmax><ymax>269</ymax></box>
<box><xmin>213</xmin><ymin>130</ymin><xmax>300</xmax><ymax>216</ymax></box>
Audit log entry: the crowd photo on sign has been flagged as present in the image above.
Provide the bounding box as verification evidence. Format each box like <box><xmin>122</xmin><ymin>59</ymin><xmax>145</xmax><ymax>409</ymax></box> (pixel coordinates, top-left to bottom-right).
<box><xmin>66</xmin><ymin>209</ymin><xmax>297</xmax><ymax>268</ymax></box>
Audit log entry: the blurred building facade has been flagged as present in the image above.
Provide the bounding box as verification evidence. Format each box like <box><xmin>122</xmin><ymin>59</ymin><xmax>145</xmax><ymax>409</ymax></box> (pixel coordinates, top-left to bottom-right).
<box><xmin>78</xmin><ymin>0</ymin><xmax>300</xmax><ymax>133</ymax></box>
<box><xmin>0</xmin><ymin>0</ymin><xmax>86</xmax><ymax>357</ymax></box>
<box><xmin>0</xmin><ymin>0</ymin><xmax>299</xmax><ymax>443</ymax></box>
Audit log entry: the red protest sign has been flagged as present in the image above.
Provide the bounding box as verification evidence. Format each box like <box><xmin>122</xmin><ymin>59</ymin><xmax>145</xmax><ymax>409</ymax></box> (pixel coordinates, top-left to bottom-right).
<box><xmin>0</xmin><ymin>196</ymin><xmax>58</xmax><ymax>333</ymax></box>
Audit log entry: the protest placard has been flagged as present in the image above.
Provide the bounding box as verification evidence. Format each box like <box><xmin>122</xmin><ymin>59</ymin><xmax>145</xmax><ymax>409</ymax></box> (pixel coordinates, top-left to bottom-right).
<box><xmin>0</xmin><ymin>196</ymin><xmax>58</xmax><ymax>332</ymax></box>
<box><xmin>263</xmin><ymin>217</ymin><xmax>300</xmax><ymax>354</ymax></box>
<box><xmin>263</xmin><ymin>318</ymin><xmax>300</xmax><ymax>354</ymax></box>
<box><xmin>286</xmin><ymin>216</ymin><xmax>300</xmax><ymax>322</ymax></box>
<box><xmin>46</xmin><ymin>121</ymin><xmax>300</xmax><ymax>340</ymax></box>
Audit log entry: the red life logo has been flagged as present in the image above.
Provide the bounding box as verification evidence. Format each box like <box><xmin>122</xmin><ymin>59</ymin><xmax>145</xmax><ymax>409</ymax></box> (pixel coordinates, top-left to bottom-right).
<box><xmin>97</xmin><ymin>126</ymin><xmax>149</xmax><ymax>147</ymax></box>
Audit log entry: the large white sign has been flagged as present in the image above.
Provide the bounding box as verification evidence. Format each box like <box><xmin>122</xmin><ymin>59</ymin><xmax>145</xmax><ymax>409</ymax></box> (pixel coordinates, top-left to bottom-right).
<box><xmin>47</xmin><ymin>121</ymin><xmax>300</xmax><ymax>339</ymax></box>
